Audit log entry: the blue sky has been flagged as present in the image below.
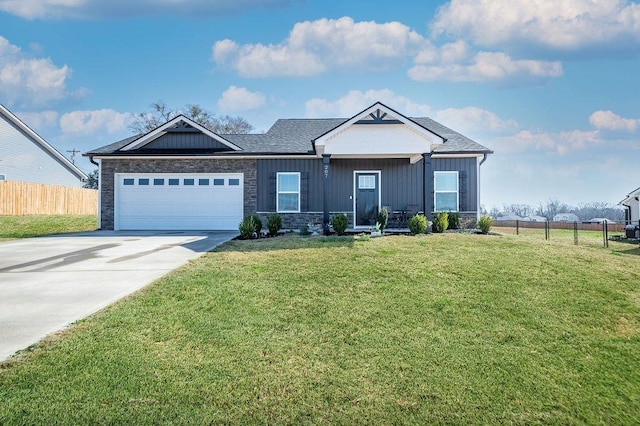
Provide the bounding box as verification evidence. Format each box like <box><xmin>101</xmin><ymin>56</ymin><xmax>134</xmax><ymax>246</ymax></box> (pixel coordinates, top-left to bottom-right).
<box><xmin>1</xmin><ymin>0</ymin><xmax>639</xmax><ymax>210</ymax></box>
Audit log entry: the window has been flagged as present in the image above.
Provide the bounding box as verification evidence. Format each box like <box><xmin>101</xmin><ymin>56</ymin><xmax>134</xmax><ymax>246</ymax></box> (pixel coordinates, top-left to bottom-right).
<box><xmin>358</xmin><ymin>175</ymin><xmax>376</xmax><ymax>189</ymax></box>
<box><xmin>138</xmin><ymin>178</ymin><xmax>149</xmax><ymax>186</ymax></box>
<box><xmin>229</xmin><ymin>178</ymin><xmax>240</xmax><ymax>186</ymax></box>
<box><xmin>168</xmin><ymin>178</ymin><xmax>179</xmax><ymax>186</ymax></box>
<box><xmin>199</xmin><ymin>178</ymin><xmax>209</xmax><ymax>186</ymax></box>
<box><xmin>184</xmin><ymin>178</ymin><xmax>194</xmax><ymax>186</ymax></box>
<box><xmin>154</xmin><ymin>178</ymin><xmax>164</xmax><ymax>186</ymax></box>
<box><xmin>123</xmin><ymin>178</ymin><xmax>134</xmax><ymax>186</ymax></box>
<box><xmin>277</xmin><ymin>172</ymin><xmax>300</xmax><ymax>212</ymax></box>
<box><xmin>213</xmin><ymin>178</ymin><xmax>224</xmax><ymax>186</ymax></box>
<box><xmin>434</xmin><ymin>171</ymin><xmax>458</xmax><ymax>212</ymax></box>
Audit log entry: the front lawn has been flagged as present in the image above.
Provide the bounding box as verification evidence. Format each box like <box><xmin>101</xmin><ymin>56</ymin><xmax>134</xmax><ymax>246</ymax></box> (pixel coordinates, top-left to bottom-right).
<box><xmin>1</xmin><ymin>233</ymin><xmax>639</xmax><ymax>424</ymax></box>
<box><xmin>0</xmin><ymin>214</ymin><xmax>97</xmax><ymax>240</ymax></box>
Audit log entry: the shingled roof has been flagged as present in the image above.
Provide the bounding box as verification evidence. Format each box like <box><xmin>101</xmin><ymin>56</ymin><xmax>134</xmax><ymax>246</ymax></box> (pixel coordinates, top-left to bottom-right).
<box><xmin>85</xmin><ymin>115</ymin><xmax>491</xmax><ymax>156</ymax></box>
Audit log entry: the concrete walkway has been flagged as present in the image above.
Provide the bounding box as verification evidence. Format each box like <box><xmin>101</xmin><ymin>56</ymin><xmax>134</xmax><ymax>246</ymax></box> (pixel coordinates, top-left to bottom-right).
<box><xmin>0</xmin><ymin>230</ymin><xmax>237</xmax><ymax>362</ymax></box>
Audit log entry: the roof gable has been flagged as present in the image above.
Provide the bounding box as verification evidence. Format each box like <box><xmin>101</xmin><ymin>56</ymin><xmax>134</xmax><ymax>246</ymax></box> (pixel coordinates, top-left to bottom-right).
<box><xmin>313</xmin><ymin>102</ymin><xmax>446</xmax><ymax>161</ymax></box>
<box><xmin>121</xmin><ymin>115</ymin><xmax>241</xmax><ymax>152</ymax></box>
<box><xmin>0</xmin><ymin>104</ymin><xmax>87</xmax><ymax>182</ymax></box>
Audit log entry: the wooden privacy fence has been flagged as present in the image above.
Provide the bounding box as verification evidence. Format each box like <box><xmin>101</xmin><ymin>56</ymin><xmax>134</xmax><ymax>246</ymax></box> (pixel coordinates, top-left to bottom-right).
<box><xmin>0</xmin><ymin>180</ymin><xmax>98</xmax><ymax>215</ymax></box>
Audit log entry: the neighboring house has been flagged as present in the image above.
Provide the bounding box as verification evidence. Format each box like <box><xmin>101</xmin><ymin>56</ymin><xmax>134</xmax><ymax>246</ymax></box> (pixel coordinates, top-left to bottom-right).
<box><xmin>523</xmin><ymin>215</ymin><xmax>548</xmax><ymax>222</ymax></box>
<box><xmin>587</xmin><ymin>218</ymin><xmax>616</xmax><ymax>224</ymax></box>
<box><xmin>553</xmin><ymin>213</ymin><xmax>579</xmax><ymax>222</ymax></box>
<box><xmin>85</xmin><ymin>102</ymin><xmax>492</xmax><ymax>231</ymax></box>
<box><xmin>0</xmin><ymin>104</ymin><xmax>87</xmax><ymax>186</ymax></box>
<box><xmin>620</xmin><ymin>187</ymin><xmax>640</xmax><ymax>223</ymax></box>
<box><xmin>495</xmin><ymin>213</ymin><xmax>523</xmax><ymax>221</ymax></box>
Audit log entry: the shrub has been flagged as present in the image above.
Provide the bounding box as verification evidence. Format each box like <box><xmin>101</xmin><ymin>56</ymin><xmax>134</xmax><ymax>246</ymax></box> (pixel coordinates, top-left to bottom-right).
<box><xmin>408</xmin><ymin>214</ymin><xmax>428</xmax><ymax>234</ymax></box>
<box><xmin>377</xmin><ymin>207</ymin><xmax>389</xmax><ymax>230</ymax></box>
<box><xmin>432</xmin><ymin>212</ymin><xmax>449</xmax><ymax>233</ymax></box>
<box><xmin>250</xmin><ymin>215</ymin><xmax>263</xmax><ymax>233</ymax></box>
<box><xmin>267</xmin><ymin>213</ymin><xmax>282</xmax><ymax>236</ymax></box>
<box><xmin>448</xmin><ymin>213</ymin><xmax>460</xmax><ymax>230</ymax></box>
<box><xmin>331</xmin><ymin>214</ymin><xmax>348</xmax><ymax>235</ymax></box>
<box><xmin>239</xmin><ymin>215</ymin><xmax>261</xmax><ymax>239</ymax></box>
<box><xmin>478</xmin><ymin>215</ymin><xmax>493</xmax><ymax>234</ymax></box>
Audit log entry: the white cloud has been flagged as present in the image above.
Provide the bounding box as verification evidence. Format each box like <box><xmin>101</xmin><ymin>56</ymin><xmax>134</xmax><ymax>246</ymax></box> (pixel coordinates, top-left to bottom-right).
<box><xmin>213</xmin><ymin>16</ymin><xmax>564</xmax><ymax>85</ymax></box>
<box><xmin>305</xmin><ymin>90</ymin><xmax>432</xmax><ymax>118</ymax></box>
<box><xmin>14</xmin><ymin>110</ymin><xmax>59</xmax><ymax>131</ymax></box>
<box><xmin>213</xmin><ymin>17</ymin><xmax>426</xmax><ymax>77</ymax></box>
<box><xmin>435</xmin><ymin>106</ymin><xmax>518</xmax><ymax>135</ymax></box>
<box><xmin>494</xmin><ymin>129</ymin><xmax>603</xmax><ymax>155</ymax></box>
<box><xmin>0</xmin><ymin>0</ymin><xmax>293</xmax><ymax>19</ymax></box>
<box><xmin>589</xmin><ymin>110</ymin><xmax>640</xmax><ymax>132</ymax></box>
<box><xmin>217</xmin><ymin>86</ymin><xmax>266</xmax><ymax>112</ymax></box>
<box><xmin>60</xmin><ymin>109</ymin><xmax>132</xmax><ymax>135</ymax></box>
<box><xmin>408</xmin><ymin>51</ymin><xmax>563</xmax><ymax>83</ymax></box>
<box><xmin>431</xmin><ymin>0</ymin><xmax>640</xmax><ymax>52</ymax></box>
<box><xmin>0</xmin><ymin>36</ymin><xmax>75</xmax><ymax>107</ymax></box>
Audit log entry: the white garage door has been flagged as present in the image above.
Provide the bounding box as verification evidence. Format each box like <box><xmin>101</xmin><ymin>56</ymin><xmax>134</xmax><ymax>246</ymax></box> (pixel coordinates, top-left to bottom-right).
<box><xmin>115</xmin><ymin>173</ymin><xmax>243</xmax><ymax>230</ymax></box>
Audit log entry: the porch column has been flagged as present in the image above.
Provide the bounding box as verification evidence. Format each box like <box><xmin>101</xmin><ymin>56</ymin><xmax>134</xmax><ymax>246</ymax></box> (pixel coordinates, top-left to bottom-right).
<box><xmin>322</xmin><ymin>154</ymin><xmax>331</xmax><ymax>234</ymax></box>
<box><xmin>423</xmin><ymin>153</ymin><xmax>433</xmax><ymax>218</ymax></box>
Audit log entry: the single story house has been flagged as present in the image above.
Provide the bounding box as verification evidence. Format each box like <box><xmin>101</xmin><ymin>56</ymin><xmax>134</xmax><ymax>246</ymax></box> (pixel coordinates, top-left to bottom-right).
<box><xmin>620</xmin><ymin>187</ymin><xmax>640</xmax><ymax>223</ymax></box>
<box><xmin>85</xmin><ymin>102</ymin><xmax>492</xmax><ymax>231</ymax></box>
<box><xmin>0</xmin><ymin>104</ymin><xmax>87</xmax><ymax>186</ymax></box>
<box><xmin>494</xmin><ymin>213</ymin><xmax>524</xmax><ymax>221</ymax></box>
<box><xmin>553</xmin><ymin>213</ymin><xmax>579</xmax><ymax>222</ymax></box>
<box><xmin>523</xmin><ymin>215</ymin><xmax>548</xmax><ymax>222</ymax></box>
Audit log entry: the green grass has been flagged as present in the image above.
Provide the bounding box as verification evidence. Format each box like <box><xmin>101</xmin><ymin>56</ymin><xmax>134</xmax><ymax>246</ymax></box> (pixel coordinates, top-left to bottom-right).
<box><xmin>0</xmin><ymin>215</ymin><xmax>97</xmax><ymax>240</ymax></box>
<box><xmin>1</xmin><ymin>233</ymin><xmax>639</xmax><ymax>424</ymax></box>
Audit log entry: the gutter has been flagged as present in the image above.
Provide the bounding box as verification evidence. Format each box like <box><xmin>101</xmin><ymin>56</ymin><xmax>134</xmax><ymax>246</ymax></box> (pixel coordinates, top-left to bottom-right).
<box><xmin>88</xmin><ymin>155</ymin><xmax>99</xmax><ymax>167</ymax></box>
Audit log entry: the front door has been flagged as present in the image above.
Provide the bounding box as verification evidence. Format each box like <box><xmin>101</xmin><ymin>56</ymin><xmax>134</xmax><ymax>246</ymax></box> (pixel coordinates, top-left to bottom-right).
<box><xmin>354</xmin><ymin>171</ymin><xmax>380</xmax><ymax>227</ymax></box>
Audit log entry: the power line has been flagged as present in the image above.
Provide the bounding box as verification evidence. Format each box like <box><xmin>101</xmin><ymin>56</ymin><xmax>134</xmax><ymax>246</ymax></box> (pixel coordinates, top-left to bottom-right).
<box><xmin>66</xmin><ymin>149</ymin><xmax>81</xmax><ymax>164</ymax></box>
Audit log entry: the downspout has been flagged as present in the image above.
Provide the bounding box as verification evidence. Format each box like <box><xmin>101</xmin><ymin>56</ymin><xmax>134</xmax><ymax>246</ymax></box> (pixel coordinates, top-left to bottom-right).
<box><xmin>477</xmin><ymin>153</ymin><xmax>489</xmax><ymax>222</ymax></box>
<box><xmin>88</xmin><ymin>155</ymin><xmax>101</xmax><ymax>229</ymax></box>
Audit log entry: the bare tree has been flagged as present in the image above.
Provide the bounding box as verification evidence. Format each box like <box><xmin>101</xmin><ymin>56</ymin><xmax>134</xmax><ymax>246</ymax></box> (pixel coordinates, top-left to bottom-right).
<box><xmin>128</xmin><ymin>101</ymin><xmax>253</xmax><ymax>135</ymax></box>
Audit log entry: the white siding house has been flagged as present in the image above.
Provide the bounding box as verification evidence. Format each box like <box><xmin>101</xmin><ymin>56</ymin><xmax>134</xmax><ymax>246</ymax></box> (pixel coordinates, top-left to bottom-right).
<box><xmin>553</xmin><ymin>213</ymin><xmax>579</xmax><ymax>222</ymax></box>
<box><xmin>0</xmin><ymin>104</ymin><xmax>86</xmax><ymax>186</ymax></box>
<box><xmin>620</xmin><ymin>187</ymin><xmax>640</xmax><ymax>222</ymax></box>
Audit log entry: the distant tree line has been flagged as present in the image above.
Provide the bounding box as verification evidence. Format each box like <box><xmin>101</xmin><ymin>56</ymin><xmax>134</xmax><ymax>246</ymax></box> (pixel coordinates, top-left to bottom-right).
<box><xmin>483</xmin><ymin>199</ymin><xmax>625</xmax><ymax>222</ymax></box>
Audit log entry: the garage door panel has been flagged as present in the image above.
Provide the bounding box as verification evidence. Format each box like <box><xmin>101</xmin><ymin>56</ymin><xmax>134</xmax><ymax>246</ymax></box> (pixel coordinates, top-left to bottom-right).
<box><xmin>116</xmin><ymin>173</ymin><xmax>244</xmax><ymax>231</ymax></box>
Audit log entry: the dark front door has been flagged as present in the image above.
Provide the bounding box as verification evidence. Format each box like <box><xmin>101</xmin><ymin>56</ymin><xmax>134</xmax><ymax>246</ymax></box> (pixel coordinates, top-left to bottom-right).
<box><xmin>354</xmin><ymin>172</ymin><xmax>380</xmax><ymax>227</ymax></box>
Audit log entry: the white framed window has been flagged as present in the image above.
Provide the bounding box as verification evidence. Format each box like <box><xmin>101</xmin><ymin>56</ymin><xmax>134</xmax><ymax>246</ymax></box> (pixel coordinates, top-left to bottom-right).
<box><xmin>358</xmin><ymin>174</ymin><xmax>376</xmax><ymax>190</ymax></box>
<box><xmin>277</xmin><ymin>172</ymin><xmax>300</xmax><ymax>212</ymax></box>
<box><xmin>434</xmin><ymin>171</ymin><xmax>459</xmax><ymax>212</ymax></box>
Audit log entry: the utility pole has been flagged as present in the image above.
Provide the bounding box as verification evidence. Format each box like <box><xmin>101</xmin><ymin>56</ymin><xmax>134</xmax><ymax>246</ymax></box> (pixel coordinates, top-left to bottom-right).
<box><xmin>66</xmin><ymin>148</ymin><xmax>80</xmax><ymax>164</ymax></box>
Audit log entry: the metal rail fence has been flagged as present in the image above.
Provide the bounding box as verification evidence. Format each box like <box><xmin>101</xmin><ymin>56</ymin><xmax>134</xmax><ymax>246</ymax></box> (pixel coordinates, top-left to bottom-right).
<box><xmin>492</xmin><ymin>220</ymin><xmax>639</xmax><ymax>249</ymax></box>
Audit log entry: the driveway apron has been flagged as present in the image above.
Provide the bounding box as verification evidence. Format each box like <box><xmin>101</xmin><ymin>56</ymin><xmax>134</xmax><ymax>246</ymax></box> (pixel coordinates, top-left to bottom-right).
<box><xmin>0</xmin><ymin>230</ymin><xmax>236</xmax><ymax>362</ymax></box>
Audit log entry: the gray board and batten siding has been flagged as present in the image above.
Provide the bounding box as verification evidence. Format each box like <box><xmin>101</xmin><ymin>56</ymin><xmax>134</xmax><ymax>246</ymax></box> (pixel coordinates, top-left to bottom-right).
<box><xmin>256</xmin><ymin>156</ymin><xmax>478</xmax><ymax>215</ymax></box>
<box><xmin>139</xmin><ymin>133</ymin><xmax>231</xmax><ymax>152</ymax></box>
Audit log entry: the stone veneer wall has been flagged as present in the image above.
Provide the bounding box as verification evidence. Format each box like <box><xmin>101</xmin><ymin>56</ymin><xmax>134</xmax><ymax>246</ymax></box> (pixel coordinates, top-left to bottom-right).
<box><xmin>256</xmin><ymin>212</ymin><xmax>355</xmax><ymax>231</ymax></box>
<box><xmin>100</xmin><ymin>158</ymin><xmax>257</xmax><ymax>230</ymax></box>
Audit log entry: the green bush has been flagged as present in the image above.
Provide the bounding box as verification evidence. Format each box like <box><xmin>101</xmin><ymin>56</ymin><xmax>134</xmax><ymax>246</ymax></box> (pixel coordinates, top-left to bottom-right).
<box><xmin>239</xmin><ymin>216</ymin><xmax>261</xmax><ymax>239</ymax></box>
<box><xmin>377</xmin><ymin>207</ymin><xmax>389</xmax><ymax>230</ymax></box>
<box><xmin>408</xmin><ymin>214</ymin><xmax>428</xmax><ymax>234</ymax></box>
<box><xmin>448</xmin><ymin>213</ymin><xmax>460</xmax><ymax>229</ymax></box>
<box><xmin>432</xmin><ymin>212</ymin><xmax>449</xmax><ymax>233</ymax></box>
<box><xmin>238</xmin><ymin>216</ymin><xmax>257</xmax><ymax>240</ymax></box>
<box><xmin>250</xmin><ymin>215</ymin><xmax>263</xmax><ymax>233</ymax></box>
<box><xmin>331</xmin><ymin>214</ymin><xmax>348</xmax><ymax>235</ymax></box>
<box><xmin>478</xmin><ymin>215</ymin><xmax>493</xmax><ymax>234</ymax></box>
<box><xmin>267</xmin><ymin>213</ymin><xmax>282</xmax><ymax>236</ymax></box>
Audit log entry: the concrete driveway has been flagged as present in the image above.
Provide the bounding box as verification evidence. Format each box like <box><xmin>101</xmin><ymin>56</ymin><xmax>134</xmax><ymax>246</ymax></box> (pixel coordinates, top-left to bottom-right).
<box><xmin>0</xmin><ymin>230</ymin><xmax>237</xmax><ymax>362</ymax></box>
